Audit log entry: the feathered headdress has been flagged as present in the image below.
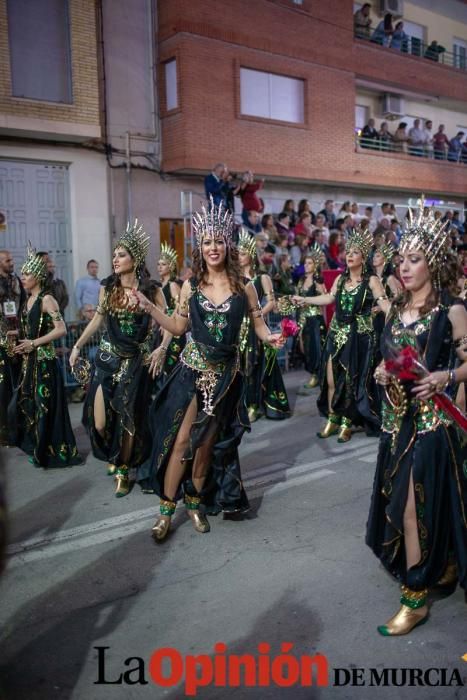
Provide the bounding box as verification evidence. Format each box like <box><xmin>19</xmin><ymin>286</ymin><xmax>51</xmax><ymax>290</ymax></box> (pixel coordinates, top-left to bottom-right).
<box><xmin>21</xmin><ymin>243</ymin><xmax>48</xmax><ymax>283</ymax></box>
<box><xmin>345</xmin><ymin>224</ymin><xmax>373</xmax><ymax>260</ymax></box>
<box><xmin>399</xmin><ymin>196</ymin><xmax>451</xmax><ymax>271</ymax></box>
<box><xmin>192</xmin><ymin>196</ymin><xmax>234</xmax><ymax>248</ymax></box>
<box><xmin>160</xmin><ymin>241</ymin><xmax>178</xmax><ymax>274</ymax></box>
<box><xmin>237</xmin><ymin>228</ymin><xmax>257</xmax><ymax>259</ymax></box>
<box><xmin>115</xmin><ymin>219</ymin><xmax>150</xmax><ymax>268</ymax></box>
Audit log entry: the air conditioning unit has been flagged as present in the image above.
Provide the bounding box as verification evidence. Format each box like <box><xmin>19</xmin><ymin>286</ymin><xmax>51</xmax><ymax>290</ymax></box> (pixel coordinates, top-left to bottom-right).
<box><xmin>380</xmin><ymin>93</ymin><xmax>405</xmax><ymax>120</ymax></box>
<box><xmin>379</xmin><ymin>0</ymin><xmax>404</xmax><ymax>16</ymax></box>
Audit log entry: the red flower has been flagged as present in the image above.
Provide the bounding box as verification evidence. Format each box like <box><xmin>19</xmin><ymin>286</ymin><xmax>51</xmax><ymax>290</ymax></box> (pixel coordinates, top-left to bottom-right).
<box><xmin>281</xmin><ymin>318</ymin><xmax>300</xmax><ymax>338</ymax></box>
<box><xmin>385</xmin><ymin>345</ymin><xmax>425</xmax><ymax>381</ymax></box>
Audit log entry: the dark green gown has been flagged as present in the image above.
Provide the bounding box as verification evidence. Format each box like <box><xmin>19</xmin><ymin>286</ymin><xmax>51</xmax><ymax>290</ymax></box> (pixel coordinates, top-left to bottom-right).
<box><xmin>317</xmin><ymin>274</ymin><xmax>380</xmax><ymax>434</ymax></box>
<box><xmin>10</xmin><ymin>293</ymin><xmax>81</xmax><ymax>467</ymax></box>
<box><xmin>366</xmin><ymin>295</ymin><xmax>467</xmax><ymax>592</ymax></box>
<box><xmin>243</xmin><ymin>275</ymin><xmax>291</xmax><ymax>419</ymax></box>
<box><xmin>83</xmin><ymin>281</ymin><xmax>153</xmax><ymax>471</ymax></box>
<box><xmin>296</xmin><ymin>276</ymin><xmax>326</xmax><ymax>376</ymax></box>
<box><xmin>137</xmin><ymin>278</ymin><xmax>250</xmax><ymax>514</ymax></box>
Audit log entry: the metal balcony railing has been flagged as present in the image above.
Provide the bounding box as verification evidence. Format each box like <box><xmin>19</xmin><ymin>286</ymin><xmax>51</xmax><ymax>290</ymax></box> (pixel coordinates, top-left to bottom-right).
<box><xmin>354</xmin><ymin>28</ymin><xmax>467</xmax><ymax>72</ymax></box>
<box><xmin>356</xmin><ymin>134</ymin><xmax>467</xmax><ymax>163</ymax></box>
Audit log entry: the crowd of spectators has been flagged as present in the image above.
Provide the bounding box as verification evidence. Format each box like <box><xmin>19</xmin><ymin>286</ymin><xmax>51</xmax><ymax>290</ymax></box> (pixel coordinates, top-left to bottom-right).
<box><xmin>359</xmin><ymin>117</ymin><xmax>467</xmax><ymax>162</ymax></box>
<box><xmin>234</xmin><ymin>197</ymin><xmax>466</xmax><ymax>293</ymax></box>
<box><xmin>354</xmin><ymin>5</ymin><xmax>448</xmax><ymax>63</ymax></box>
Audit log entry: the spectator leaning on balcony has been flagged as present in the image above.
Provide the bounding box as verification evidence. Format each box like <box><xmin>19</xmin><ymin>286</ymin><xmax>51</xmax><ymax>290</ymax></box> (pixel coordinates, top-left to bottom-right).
<box><xmin>421</xmin><ymin>119</ymin><xmax>434</xmax><ymax>157</ymax></box>
<box><xmin>424</xmin><ymin>39</ymin><xmax>446</xmax><ymax>62</ymax></box>
<box><xmin>361</xmin><ymin>118</ymin><xmax>379</xmax><ymax>148</ymax></box>
<box><xmin>378</xmin><ymin>121</ymin><xmax>394</xmax><ymax>151</ymax></box>
<box><xmin>433</xmin><ymin>124</ymin><xmax>450</xmax><ymax>159</ymax></box>
<box><xmin>204</xmin><ymin>162</ymin><xmax>226</xmax><ymax>207</ymax></box>
<box><xmin>354</xmin><ymin>3</ymin><xmax>371</xmax><ymax>39</ymax></box>
<box><xmin>408</xmin><ymin>119</ymin><xmax>425</xmax><ymax>156</ymax></box>
<box><xmin>448</xmin><ymin>131</ymin><xmax>465</xmax><ymax>162</ymax></box>
<box><xmin>371</xmin><ymin>13</ymin><xmax>393</xmax><ymax>47</ymax></box>
<box><xmin>393</xmin><ymin>121</ymin><xmax>409</xmax><ymax>152</ymax></box>
<box><xmin>390</xmin><ymin>21</ymin><xmax>408</xmax><ymax>51</ymax></box>
<box><xmin>461</xmin><ymin>137</ymin><xmax>467</xmax><ymax>164</ymax></box>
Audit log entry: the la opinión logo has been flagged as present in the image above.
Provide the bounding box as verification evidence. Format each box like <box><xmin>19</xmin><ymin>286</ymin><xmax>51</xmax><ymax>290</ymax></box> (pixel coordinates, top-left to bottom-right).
<box><xmin>94</xmin><ymin>644</ymin><xmax>329</xmax><ymax>695</ymax></box>
<box><xmin>94</xmin><ymin>645</ymin><xmax>465</xmax><ymax>695</ymax></box>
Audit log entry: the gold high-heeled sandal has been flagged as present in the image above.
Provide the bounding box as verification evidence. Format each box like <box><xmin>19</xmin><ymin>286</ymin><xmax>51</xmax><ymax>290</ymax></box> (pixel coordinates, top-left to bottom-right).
<box><xmin>248</xmin><ymin>406</ymin><xmax>259</xmax><ymax>423</ymax></box>
<box><xmin>337</xmin><ymin>417</ymin><xmax>352</xmax><ymax>443</ymax></box>
<box><xmin>305</xmin><ymin>374</ymin><xmax>319</xmax><ymax>388</ymax></box>
<box><xmin>378</xmin><ymin>586</ymin><xmax>428</xmax><ymax>636</ymax></box>
<box><xmin>185</xmin><ymin>494</ymin><xmax>210</xmax><ymax>533</ymax></box>
<box><xmin>107</xmin><ymin>463</ymin><xmax>117</xmax><ymax>476</ymax></box>
<box><xmin>114</xmin><ymin>465</ymin><xmax>130</xmax><ymax>498</ymax></box>
<box><xmin>152</xmin><ymin>499</ymin><xmax>176</xmax><ymax>541</ymax></box>
<box><xmin>317</xmin><ymin>413</ymin><xmax>340</xmax><ymax>438</ymax></box>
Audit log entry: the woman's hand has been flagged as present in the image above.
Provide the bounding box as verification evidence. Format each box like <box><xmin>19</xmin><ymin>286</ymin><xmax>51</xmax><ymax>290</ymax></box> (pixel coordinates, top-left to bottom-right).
<box><xmin>412</xmin><ymin>371</ymin><xmax>449</xmax><ymax>400</ymax></box>
<box><xmin>266</xmin><ymin>333</ymin><xmax>286</xmax><ymax>349</ymax></box>
<box><xmin>374</xmin><ymin>364</ymin><xmax>391</xmax><ymax>386</ymax></box>
<box><xmin>14</xmin><ymin>339</ymin><xmax>35</xmax><ymax>355</ymax></box>
<box><xmin>148</xmin><ymin>346</ymin><xmax>167</xmax><ymax>378</ymax></box>
<box><xmin>6</xmin><ymin>330</ymin><xmax>18</xmax><ymax>338</ymax></box>
<box><xmin>69</xmin><ymin>347</ymin><xmax>80</xmax><ymax>368</ymax></box>
<box><xmin>291</xmin><ymin>295</ymin><xmax>305</xmax><ymax>307</ymax></box>
<box><xmin>131</xmin><ymin>290</ymin><xmax>153</xmax><ymax>312</ymax></box>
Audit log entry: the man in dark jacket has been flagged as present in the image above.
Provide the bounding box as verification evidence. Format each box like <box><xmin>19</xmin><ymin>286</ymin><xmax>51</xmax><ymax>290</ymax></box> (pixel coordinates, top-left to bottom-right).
<box><xmin>204</xmin><ymin>163</ymin><xmax>226</xmax><ymax>207</ymax></box>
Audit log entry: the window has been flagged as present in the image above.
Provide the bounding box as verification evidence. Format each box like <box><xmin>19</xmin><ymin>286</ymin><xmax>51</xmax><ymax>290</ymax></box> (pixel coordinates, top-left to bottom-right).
<box><xmin>355</xmin><ymin>105</ymin><xmax>369</xmax><ymax>131</ymax></box>
<box><xmin>453</xmin><ymin>38</ymin><xmax>467</xmax><ymax>70</ymax></box>
<box><xmin>164</xmin><ymin>59</ymin><xmax>178</xmax><ymax>111</ymax></box>
<box><xmin>402</xmin><ymin>20</ymin><xmax>425</xmax><ymax>56</ymax></box>
<box><xmin>240</xmin><ymin>68</ymin><xmax>304</xmax><ymax>124</ymax></box>
<box><xmin>7</xmin><ymin>0</ymin><xmax>72</xmax><ymax>103</ymax></box>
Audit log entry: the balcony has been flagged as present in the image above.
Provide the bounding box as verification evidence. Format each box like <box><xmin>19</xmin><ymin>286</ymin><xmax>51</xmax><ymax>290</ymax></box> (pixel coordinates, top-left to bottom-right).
<box><xmin>353</xmin><ymin>31</ymin><xmax>467</xmax><ymax>102</ymax></box>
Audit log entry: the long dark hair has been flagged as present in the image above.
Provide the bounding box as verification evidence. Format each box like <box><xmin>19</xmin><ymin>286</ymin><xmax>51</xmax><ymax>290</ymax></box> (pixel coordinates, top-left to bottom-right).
<box><xmin>192</xmin><ymin>244</ymin><xmax>245</xmax><ymax>295</ymax></box>
<box><xmin>391</xmin><ymin>252</ymin><xmax>460</xmax><ymax>317</ymax></box>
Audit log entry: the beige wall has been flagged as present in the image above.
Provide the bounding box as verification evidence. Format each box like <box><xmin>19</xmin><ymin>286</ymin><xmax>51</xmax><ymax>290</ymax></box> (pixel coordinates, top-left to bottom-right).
<box><xmin>404</xmin><ymin>1</ymin><xmax>467</xmax><ymax>46</ymax></box>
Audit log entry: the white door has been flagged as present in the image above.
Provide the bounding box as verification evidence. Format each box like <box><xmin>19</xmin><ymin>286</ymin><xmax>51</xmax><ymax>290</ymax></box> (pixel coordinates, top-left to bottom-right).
<box><xmin>0</xmin><ymin>159</ymin><xmax>74</xmax><ymax>318</ymax></box>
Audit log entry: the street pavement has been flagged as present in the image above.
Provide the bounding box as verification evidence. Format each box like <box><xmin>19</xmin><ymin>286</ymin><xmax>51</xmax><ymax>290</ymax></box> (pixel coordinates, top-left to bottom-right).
<box><xmin>0</xmin><ymin>370</ymin><xmax>465</xmax><ymax>700</ymax></box>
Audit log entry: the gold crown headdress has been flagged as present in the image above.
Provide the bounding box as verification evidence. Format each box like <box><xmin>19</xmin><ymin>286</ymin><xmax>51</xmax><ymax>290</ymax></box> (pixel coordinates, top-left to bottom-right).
<box><xmin>115</xmin><ymin>219</ymin><xmax>150</xmax><ymax>268</ymax></box>
<box><xmin>21</xmin><ymin>243</ymin><xmax>48</xmax><ymax>283</ymax></box>
<box><xmin>399</xmin><ymin>196</ymin><xmax>450</xmax><ymax>271</ymax></box>
<box><xmin>237</xmin><ymin>228</ymin><xmax>257</xmax><ymax>259</ymax></box>
<box><xmin>379</xmin><ymin>242</ymin><xmax>397</xmax><ymax>264</ymax></box>
<box><xmin>345</xmin><ymin>224</ymin><xmax>373</xmax><ymax>260</ymax></box>
<box><xmin>305</xmin><ymin>243</ymin><xmax>323</xmax><ymax>266</ymax></box>
<box><xmin>160</xmin><ymin>241</ymin><xmax>178</xmax><ymax>274</ymax></box>
<box><xmin>192</xmin><ymin>196</ymin><xmax>234</xmax><ymax>248</ymax></box>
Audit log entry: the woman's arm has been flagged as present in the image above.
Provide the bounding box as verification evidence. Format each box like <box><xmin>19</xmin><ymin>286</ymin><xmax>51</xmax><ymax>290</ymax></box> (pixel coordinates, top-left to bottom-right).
<box><xmin>134</xmin><ymin>280</ymin><xmax>190</xmax><ymax>336</ymax></box>
<box><xmin>14</xmin><ymin>294</ymin><xmax>67</xmax><ymax>355</ymax></box>
<box><xmin>246</xmin><ymin>283</ymin><xmax>283</xmax><ymax>348</ymax></box>
<box><xmin>260</xmin><ymin>274</ymin><xmax>276</xmax><ymax>315</ymax></box>
<box><xmin>412</xmin><ymin>304</ymin><xmax>467</xmax><ymax>399</ymax></box>
<box><xmin>69</xmin><ymin>287</ymin><xmax>106</xmax><ymax>366</ymax></box>
<box><xmin>387</xmin><ymin>274</ymin><xmax>403</xmax><ymax>298</ymax></box>
<box><xmin>369</xmin><ymin>275</ymin><xmax>391</xmax><ymax>315</ymax></box>
<box><xmin>292</xmin><ymin>275</ymin><xmax>340</xmax><ymax>307</ymax></box>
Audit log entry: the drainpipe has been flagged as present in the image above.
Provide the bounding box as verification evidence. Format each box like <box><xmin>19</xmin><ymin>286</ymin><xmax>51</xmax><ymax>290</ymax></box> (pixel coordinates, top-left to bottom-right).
<box><xmin>125</xmin><ymin>130</ymin><xmax>132</xmax><ymax>222</ymax></box>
